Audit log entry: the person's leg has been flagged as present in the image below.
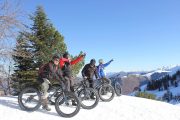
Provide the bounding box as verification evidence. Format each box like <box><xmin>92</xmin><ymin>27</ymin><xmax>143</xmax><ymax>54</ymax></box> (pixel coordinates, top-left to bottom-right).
<box><xmin>41</xmin><ymin>78</ymin><xmax>51</xmax><ymax>111</ymax></box>
<box><xmin>65</xmin><ymin>76</ymin><xmax>77</xmax><ymax>105</ymax></box>
<box><xmin>42</xmin><ymin>82</ymin><xmax>49</xmax><ymax>99</ymax></box>
<box><xmin>64</xmin><ymin>76</ymin><xmax>71</xmax><ymax>91</ymax></box>
<box><xmin>69</xmin><ymin>76</ymin><xmax>75</xmax><ymax>92</ymax></box>
<box><xmin>101</xmin><ymin>78</ymin><xmax>111</xmax><ymax>94</ymax></box>
<box><xmin>88</xmin><ymin>78</ymin><xmax>94</xmax><ymax>88</ymax></box>
<box><xmin>88</xmin><ymin>78</ymin><xmax>95</xmax><ymax>99</ymax></box>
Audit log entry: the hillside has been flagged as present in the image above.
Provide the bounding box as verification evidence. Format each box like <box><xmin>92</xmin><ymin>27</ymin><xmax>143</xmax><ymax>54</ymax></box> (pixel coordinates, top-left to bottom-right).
<box><xmin>108</xmin><ymin>65</ymin><xmax>180</xmax><ymax>95</ymax></box>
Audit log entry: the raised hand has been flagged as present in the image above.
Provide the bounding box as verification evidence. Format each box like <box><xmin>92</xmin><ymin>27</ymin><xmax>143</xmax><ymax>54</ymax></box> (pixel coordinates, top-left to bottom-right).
<box><xmin>82</xmin><ymin>52</ymin><xmax>86</xmax><ymax>57</ymax></box>
<box><xmin>111</xmin><ymin>59</ymin><xmax>114</xmax><ymax>62</ymax></box>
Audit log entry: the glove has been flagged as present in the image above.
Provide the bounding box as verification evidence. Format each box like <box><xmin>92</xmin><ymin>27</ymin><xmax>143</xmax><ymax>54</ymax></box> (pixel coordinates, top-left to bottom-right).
<box><xmin>83</xmin><ymin>76</ymin><xmax>87</xmax><ymax>79</ymax></box>
<box><xmin>110</xmin><ymin>59</ymin><xmax>114</xmax><ymax>62</ymax></box>
<box><xmin>81</xmin><ymin>53</ymin><xmax>86</xmax><ymax>57</ymax></box>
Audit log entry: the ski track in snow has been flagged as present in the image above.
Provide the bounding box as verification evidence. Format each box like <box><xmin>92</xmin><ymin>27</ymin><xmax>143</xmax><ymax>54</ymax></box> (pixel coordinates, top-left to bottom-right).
<box><xmin>1</xmin><ymin>95</ymin><xmax>180</xmax><ymax>120</ymax></box>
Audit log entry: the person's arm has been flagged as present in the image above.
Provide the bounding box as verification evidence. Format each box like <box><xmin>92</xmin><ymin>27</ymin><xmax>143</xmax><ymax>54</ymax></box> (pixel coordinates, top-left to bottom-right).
<box><xmin>81</xmin><ymin>64</ymin><xmax>87</xmax><ymax>78</ymax></box>
<box><xmin>97</xmin><ymin>66</ymin><xmax>101</xmax><ymax>78</ymax></box>
<box><xmin>94</xmin><ymin>66</ymin><xmax>98</xmax><ymax>79</ymax></box>
<box><xmin>103</xmin><ymin>59</ymin><xmax>113</xmax><ymax>67</ymax></box>
<box><xmin>70</xmin><ymin>55</ymin><xmax>85</xmax><ymax>65</ymax></box>
<box><xmin>48</xmin><ymin>63</ymin><xmax>59</xmax><ymax>80</ymax></box>
<box><xmin>59</xmin><ymin>57</ymin><xmax>69</xmax><ymax>68</ymax></box>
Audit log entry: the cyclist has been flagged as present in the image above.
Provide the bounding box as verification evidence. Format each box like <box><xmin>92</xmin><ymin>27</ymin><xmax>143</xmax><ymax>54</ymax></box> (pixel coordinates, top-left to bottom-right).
<box><xmin>38</xmin><ymin>55</ymin><xmax>65</xmax><ymax>111</ymax></box>
<box><xmin>81</xmin><ymin>59</ymin><xmax>98</xmax><ymax>99</ymax></box>
<box><xmin>97</xmin><ymin>59</ymin><xmax>114</xmax><ymax>84</ymax></box>
<box><xmin>59</xmin><ymin>52</ymin><xmax>86</xmax><ymax>92</ymax></box>
<box><xmin>59</xmin><ymin>52</ymin><xmax>86</xmax><ymax>105</ymax></box>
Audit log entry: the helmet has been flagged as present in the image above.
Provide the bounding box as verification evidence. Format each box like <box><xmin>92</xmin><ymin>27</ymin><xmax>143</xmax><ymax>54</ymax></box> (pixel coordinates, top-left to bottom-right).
<box><xmin>63</xmin><ymin>52</ymin><xmax>69</xmax><ymax>58</ymax></box>
<box><xmin>52</xmin><ymin>54</ymin><xmax>60</xmax><ymax>60</ymax></box>
<box><xmin>99</xmin><ymin>59</ymin><xmax>104</xmax><ymax>64</ymax></box>
<box><xmin>90</xmin><ymin>59</ymin><xmax>96</xmax><ymax>65</ymax></box>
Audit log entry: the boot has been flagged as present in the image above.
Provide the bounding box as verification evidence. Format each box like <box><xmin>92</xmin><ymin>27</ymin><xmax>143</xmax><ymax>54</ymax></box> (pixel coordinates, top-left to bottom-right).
<box><xmin>70</xmin><ymin>86</ymin><xmax>75</xmax><ymax>93</ymax></box>
<box><xmin>41</xmin><ymin>98</ymin><xmax>51</xmax><ymax>111</ymax></box>
<box><xmin>90</xmin><ymin>93</ymin><xmax>96</xmax><ymax>99</ymax></box>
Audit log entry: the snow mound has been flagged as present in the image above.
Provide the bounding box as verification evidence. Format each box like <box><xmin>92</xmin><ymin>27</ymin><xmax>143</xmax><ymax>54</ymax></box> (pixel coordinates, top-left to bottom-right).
<box><xmin>1</xmin><ymin>95</ymin><xmax>180</xmax><ymax>120</ymax></box>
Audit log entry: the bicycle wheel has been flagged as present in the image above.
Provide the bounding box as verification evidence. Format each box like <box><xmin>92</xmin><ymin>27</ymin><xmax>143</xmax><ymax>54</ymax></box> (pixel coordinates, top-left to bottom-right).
<box><xmin>18</xmin><ymin>87</ymin><xmax>41</xmax><ymax>111</ymax></box>
<box><xmin>55</xmin><ymin>92</ymin><xmax>80</xmax><ymax>118</ymax></box>
<box><xmin>98</xmin><ymin>84</ymin><xmax>115</xmax><ymax>102</ymax></box>
<box><xmin>78</xmin><ymin>88</ymin><xmax>99</xmax><ymax>109</ymax></box>
<box><xmin>114</xmin><ymin>82</ymin><xmax>122</xmax><ymax>96</ymax></box>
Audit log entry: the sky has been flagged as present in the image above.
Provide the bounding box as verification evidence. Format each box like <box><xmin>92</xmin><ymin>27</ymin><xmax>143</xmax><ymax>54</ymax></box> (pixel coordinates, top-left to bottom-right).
<box><xmin>18</xmin><ymin>0</ymin><xmax>180</xmax><ymax>72</ymax></box>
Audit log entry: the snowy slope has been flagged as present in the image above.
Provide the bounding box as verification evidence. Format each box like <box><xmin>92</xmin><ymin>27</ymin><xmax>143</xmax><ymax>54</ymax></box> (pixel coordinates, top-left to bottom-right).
<box><xmin>1</xmin><ymin>95</ymin><xmax>180</xmax><ymax>120</ymax></box>
<box><xmin>167</xmin><ymin>65</ymin><xmax>180</xmax><ymax>76</ymax></box>
<box><xmin>143</xmin><ymin>70</ymin><xmax>170</xmax><ymax>79</ymax></box>
<box><xmin>143</xmin><ymin>65</ymin><xmax>180</xmax><ymax>79</ymax></box>
<box><xmin>138</xmin><ymin>84</ymin><xmax>180</xmax><ymax>101</ymax></box>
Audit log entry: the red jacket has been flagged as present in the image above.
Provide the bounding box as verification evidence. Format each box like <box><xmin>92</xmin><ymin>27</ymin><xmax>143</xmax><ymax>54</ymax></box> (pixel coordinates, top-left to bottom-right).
<box><xmin>59</xmin><ymin>55</ymin><xmax>84</xmax><ymax>69</ymax></box>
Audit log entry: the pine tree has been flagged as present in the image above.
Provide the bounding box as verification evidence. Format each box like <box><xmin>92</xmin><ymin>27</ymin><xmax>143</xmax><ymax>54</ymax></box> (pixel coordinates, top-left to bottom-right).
<box><xmin>176</xmin><ymin>70</ymin><xmax>180</xmax><ymax>76</ymax></box>
<box><xmin>30</xmin><ymin>6</ymin><xmax>67</xmax><ymax>68</ymax></box>
<box><xmin>12</xmin><ymin>32</ymin><xmax>38</xmax><ymax>92</ymax></box>
<box><xmin>12</xmin><ymin>6</ymin><xmax>85</xmax><ymax>90</ymax></box>
<box><xmin>30</xmin><ymin>6</ymin><xmax>84</xmax><ymax>77</ymax></box>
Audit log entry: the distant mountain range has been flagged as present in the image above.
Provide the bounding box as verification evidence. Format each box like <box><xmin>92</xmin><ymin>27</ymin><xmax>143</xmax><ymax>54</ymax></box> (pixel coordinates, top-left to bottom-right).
<box><xmin>108</xmin><ymin>65</ymin><xmax>180</xmax><ymax>95</ymax></box>
<box><xmin>108</xmin><ymin>65</ymin><xmax>180</xmax><ymax>79</ymax></box>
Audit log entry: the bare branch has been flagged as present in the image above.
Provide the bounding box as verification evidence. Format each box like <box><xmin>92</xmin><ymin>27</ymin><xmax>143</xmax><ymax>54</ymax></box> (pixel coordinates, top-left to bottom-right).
<box><xmin>0</xmin><ymin>0</ymin><xmax>28</xmax><ymax>58</ymax></box>
<box><xmin>0</xmin><ymin>0</ymin><xmax>26</xmax><ymax>39</ymax></box>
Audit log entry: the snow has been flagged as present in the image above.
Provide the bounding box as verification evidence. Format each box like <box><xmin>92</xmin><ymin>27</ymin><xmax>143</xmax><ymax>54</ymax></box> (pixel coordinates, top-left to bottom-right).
<box><xmin>1</xmin><ymin>95</ymin><xmax>180</xmax><ymax>120</ymax></box>
<box><xmin>155</xmin><ymin>65</ymin><xmax>180</xmax><ymax>76</ymax></box>
<box><xmin>143</xmin><ymin>70</ymin><xmax>170</xmax><ymax>79</ymax></box>
<box><xmin>136</xmin><ymin>65</ymin><xmax>180</xmax><ymax>79</ymax></box>
<box><xmin>167</xmin><ymin>65</ymin><xmax>180</xmax><ymax>76</ymax></box>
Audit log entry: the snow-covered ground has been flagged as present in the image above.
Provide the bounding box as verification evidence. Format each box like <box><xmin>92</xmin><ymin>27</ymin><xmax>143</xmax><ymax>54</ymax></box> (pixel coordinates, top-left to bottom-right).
<box><xmin>1</xmin><ymin>95</ymin><xmax>180</xmax><ymax>120</ymax></box>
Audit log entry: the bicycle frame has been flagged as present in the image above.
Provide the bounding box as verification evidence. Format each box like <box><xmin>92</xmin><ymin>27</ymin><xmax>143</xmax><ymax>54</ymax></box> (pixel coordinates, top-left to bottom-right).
<box><xmin>48</xmin><ymin>87</ymin><xmax>62</xmax><ymax>101</ymax></box>
<box><xmin>47</xmin><ymin>81</ymin><xmax>68</xmax><ymax>102</ymax></box>
<box><xmin>74</xmin><ymin>79</ymin><xmax>89</xmax><ymax>94</ymax></box>
<box><xmin>94</xmin><ymin>79</ymin><xmax>109</xmax><ymax>90</ymax></box>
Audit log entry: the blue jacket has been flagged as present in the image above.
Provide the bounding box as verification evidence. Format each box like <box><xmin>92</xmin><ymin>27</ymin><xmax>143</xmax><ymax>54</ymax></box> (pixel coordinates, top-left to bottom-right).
<box><xmin>97</xmin><ymin>60</ymin><xmax>113</xmax><ymax>78</ymax></box>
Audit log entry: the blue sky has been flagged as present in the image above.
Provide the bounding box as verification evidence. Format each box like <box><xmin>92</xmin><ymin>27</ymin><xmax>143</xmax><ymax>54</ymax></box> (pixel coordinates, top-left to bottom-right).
<box><xmin>20</xmin><ymin>0</ymin><xmax>180</xmax><ymax>72</ymax></box>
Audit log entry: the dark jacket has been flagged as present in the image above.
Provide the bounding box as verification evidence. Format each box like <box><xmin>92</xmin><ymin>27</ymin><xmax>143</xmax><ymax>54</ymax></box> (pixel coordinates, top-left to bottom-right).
<box><xmin>59</xmin><ymin>55</ymin><xmax>84</xmax><ymax>77</ymax></box>
<box><xmin>62</xmin><ymin>62</ymin><xmax>72</xmax><ymax>77</ymax></box>
<box><xmin>81</xmin><ymin>64</ymin><xmax>98</xmax><ymax>79</ymax></box>
<box><xmin>38</xmin><ymin>61</ymin><xmax>64</xmax><ymax>83</ymax></box>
